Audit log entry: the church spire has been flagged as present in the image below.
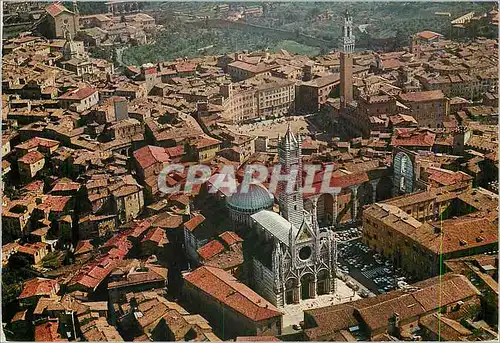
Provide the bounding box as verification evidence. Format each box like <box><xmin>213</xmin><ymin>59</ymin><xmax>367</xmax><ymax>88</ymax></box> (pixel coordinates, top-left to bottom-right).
<box><xmin>277</xmin><ymin>125</ymin><xmax>303</xmax><ymax>229</ymax></box>
<box><xmin>282</xmin><ymin>121</ymin><xmax>297</xmax><ymax>146</ymax></box>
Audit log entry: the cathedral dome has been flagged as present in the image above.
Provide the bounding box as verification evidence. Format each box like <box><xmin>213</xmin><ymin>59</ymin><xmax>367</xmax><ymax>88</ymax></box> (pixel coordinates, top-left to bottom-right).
<box><xmin>226</xmin><ymin>184</ymin><xmax>274</xmax><ymax>213</ymax></box>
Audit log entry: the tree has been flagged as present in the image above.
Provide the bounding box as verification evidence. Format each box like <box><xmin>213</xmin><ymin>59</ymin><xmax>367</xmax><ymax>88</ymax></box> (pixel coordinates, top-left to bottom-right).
<box><xmin>307</xmin><ymin>7</ymin><xmax>321</xmax><ymax>19</ymax></box>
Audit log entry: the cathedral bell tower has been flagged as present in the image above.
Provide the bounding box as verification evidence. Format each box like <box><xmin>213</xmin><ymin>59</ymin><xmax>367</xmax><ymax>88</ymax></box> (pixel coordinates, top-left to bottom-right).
<box><xmin>277</xmin><ymin>123</ymin><xmax>304</xmax><ymax>230</ymax></box>
<box><xmin>339</xmin><ymin>9</ymin><xmax>355</xmax><ymax>109</ymax></box>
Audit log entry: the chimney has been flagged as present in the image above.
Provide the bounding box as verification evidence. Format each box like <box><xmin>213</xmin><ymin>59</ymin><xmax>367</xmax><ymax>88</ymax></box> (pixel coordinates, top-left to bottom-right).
<box><xmin>234</xmin><ymin>52</ymin><xmax>241</xmax><ymax>61</ymax></box>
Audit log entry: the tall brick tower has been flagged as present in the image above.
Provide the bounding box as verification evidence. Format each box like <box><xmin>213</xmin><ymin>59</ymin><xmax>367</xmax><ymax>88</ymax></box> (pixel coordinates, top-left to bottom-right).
<box><xmin>339</xmin><ymin>10</ymin><xmax>355</xmax><ymax>109</ymax></box>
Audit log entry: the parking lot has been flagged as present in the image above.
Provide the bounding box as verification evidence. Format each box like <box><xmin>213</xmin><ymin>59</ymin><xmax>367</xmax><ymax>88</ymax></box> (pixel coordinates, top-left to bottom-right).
<box><xmin>335</xmin><ymin>230</ymin><xmax>415</xmax><ymax>296</ymax></box>
<box><xmin>332</xmin><ymin>226</ymin><xmax>362</xmax><ymax>243</ymax></box>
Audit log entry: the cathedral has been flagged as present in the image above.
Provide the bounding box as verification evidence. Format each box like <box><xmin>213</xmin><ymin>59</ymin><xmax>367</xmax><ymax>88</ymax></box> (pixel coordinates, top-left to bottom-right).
<box><xmin>240</xmin><ymin>125</ymin><xmax>337</xmax><ymax>308</ymax></box>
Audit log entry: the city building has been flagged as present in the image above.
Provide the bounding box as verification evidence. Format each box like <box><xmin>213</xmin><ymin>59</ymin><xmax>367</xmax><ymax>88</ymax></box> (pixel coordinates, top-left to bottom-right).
<box><xmin>220</xmin><ymin>76</ymin><xmax>295</xmax><ymax>123</ymax></box>
<box><xmin>243</xmin><ymin>126</ymin><xmax>337</xmax><ymax>307</ymax></box>
<box><xmin>182</xmin><ymin>266</ymin><xmax>283</xmax><ymax>339</ymax></box>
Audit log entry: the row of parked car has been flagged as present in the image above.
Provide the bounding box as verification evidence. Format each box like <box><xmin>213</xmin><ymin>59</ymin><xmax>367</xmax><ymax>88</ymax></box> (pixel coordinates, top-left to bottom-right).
<box><xmin>338</xmin><ymin>238</ymin><xmax>414</xmax><ymax>294</ymax></box>
<box><xmin>333</xmin><ymin>227</ymin><xmax>362</xmax><ymax>242</ymax></box>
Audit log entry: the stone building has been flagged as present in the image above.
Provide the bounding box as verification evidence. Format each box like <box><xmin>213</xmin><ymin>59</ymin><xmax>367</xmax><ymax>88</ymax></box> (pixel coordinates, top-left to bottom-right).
<box><xmin>362</xmin><ymin>186</ymin><xmax>498</xmax><ymax>280</ymax></box>
<box><xmin>339</xmin><ymin>10</ymin><xmax>355</xmax><ymax>109</ymax></box>
<box><xmin>242</xmin><ymin>126</ymin><xmax>337</xmax><ymax>307</ymax></box>
<box><xmin>397</xmin><ymin>90</ymin><xmax>450</xmax><ymax>128</ymax></box>
<box><xmin>182</xmin><ymin>266</ymin><xmax>283</xmax><ymax>339</ymax></box>
<box><xmin>41</xmin><ymin>3</ymin><xmax>79</xmax><ymax>39</ymax></box>
<box><xmin>220</xmin><ymin>76</ymin><xmax>295</xmax><ymax>124</ymax></box>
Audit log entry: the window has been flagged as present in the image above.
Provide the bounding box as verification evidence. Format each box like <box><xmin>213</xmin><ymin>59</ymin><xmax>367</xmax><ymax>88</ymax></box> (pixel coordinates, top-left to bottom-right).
<box><xmin>299</xmin><ymin>246</ymin><xmax>312</xmax><ymax>260</ymax></box>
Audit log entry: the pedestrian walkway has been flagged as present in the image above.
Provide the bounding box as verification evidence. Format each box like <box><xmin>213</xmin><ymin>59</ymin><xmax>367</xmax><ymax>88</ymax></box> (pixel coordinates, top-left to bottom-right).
<box><xmin>281</xmin><ymin>278</ymin><xmax>361</xmax><ymax>328</ymax></box>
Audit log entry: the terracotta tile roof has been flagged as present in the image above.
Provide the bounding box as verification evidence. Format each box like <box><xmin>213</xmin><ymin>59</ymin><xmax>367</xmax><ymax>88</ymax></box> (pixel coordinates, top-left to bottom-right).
<box><xmin>23</xmin><ymin>180</ymin><xmax>44</xmax><ymax>192</ymax></box>
<box><xmin>37</xmin><ymin>195</ymin><xmax>71</xmax><ymax>213</ymax></box>
<box><xmin>75</xmin><ymin>240</ymin><xmax>94</xmax><ymax>255</ymax></box>
<box><xmin>417</xmin><ymin>30</ymin><xmax>443</xmax><ymax>40</ymax></box>
<box><xmin>18</xmin><ymin>242</ymin><xmax>49</xmax><ymax>257</ymax></box>
<box><xmin>35</xmin><ymin>319</ymin><xmax>67</xmax><ymax>341</ymax></box>
<box><xmin>81</xmin><ymin>317</ymin><xmax>124</xmax><ymax>341</ymax></box>
<box><xmin>410</xmin><ymin>216</ymin><xmax>498</xmax><ymax>255</ymax></box>
<box><xmin>108</xmin><ymin>266</ymin><xmax>166</xmax><ymax>290</ymax></box>
<box><xmin>219</xmin><ymin>231</ymin><xmax>243</xmax><ymax>246</ymax></box>
<box><xmin>11</xmin><ymin>309</ymin><xmax>28</xmax><ymax>322</ymax></box>
<box><xmin>184</xmin><ymin>266</ymin><xmax>282</xmax><ymax>322</ymax></box>
<box><xmin>184</xmin><ymin>214</ymin><xmax>206</xmax><ymax>232</ymax></box>
<box><xmin>165</xmin><ymin>145</ymin><xmax>185</xmax><ymax>158</ymax></box>
<box><xmin>141</xmin><ymin>227</ymin><xmax>168</xmax><ymax>245</ymax></box>
<box><xmin>426</xmin><ymin>167</ymin><xmax>472</xmax><ymax>186</ymax></box>
<box><xmin>175</xmin><ymin>62</ymin><xmax>197</xmax><ymax>73</ymax></box>
<box><xmin>419</xmin><ymin>313</ymin><xmax>472</xmax><ymax>341</ymax></box>
<box><xmin>19</xmin><ymin>277</ymin><xmax>58</xmax><ymax>299</ymax></box>
<box><xmin>228</xmin><ymin>61</ymin><xmax>277</xmax><ymax>74</ymax></box>
<box><xmin>128</xmin><ymin>217</ymin><xmax>155</xmax><ymax>238</ymax></box>
<box><xmin>380</xmin><ymin>59</ymin><xmax>401</xmax><ymax>70</ymax></box>
<box><xmin>152</xmin><ymin>212</ymin><xmax>183</xmax><ymax>229</ymax></box>
<box><xmin>306</xmin><ymin>168</ymin><xmax>369</xmax><ymax>195</ymax></box>
<box><xmin>133</xmin><ymin>145</ymin><xmax>170</xmax><ymax>170</ymax></box>
<box><xmin>18</xmin><ymin>150</ymin><xmax>44</xmax><ymax>164</ymax></box>
<box><xmin>16</xmin><ymin>137</ymin><xmax>60</xmax><ymax>150</ymax></box>
<box><xmin>391</xmin><ymin>128</ymin><xmax>436</xmax><ymax>147</ymax></box>
<box><xmin>399</xmin><ymin>90</ymin><xmax>445</xmax><ymax>102</ymax></box>
<box><xmin>51</xmin><ymin>179</ymin><xmax>81</xmax><ymax>193</ymax></box>
<box><xmin>112</xmin><ymin>184</ymin><xmax>141</xmax><ymax>198</ymax></box>
<box><xmin>198</xmin><ymin>240</ymin><xmax>225</xmax><ymax>261</ymax></box>
<box><xmin>46</xmin><ymin>3</ymin><xmax>71</xmax><ymax>17</ymax></box>
<box><xmin>193</xmin><ymin>135</ymin><xmax>221</xmax><ymax>149</ymax></box>
<box><xmin>58</xmin><ymin>87</ymin><xmax>97</xmax><ymax>101</ymax></box>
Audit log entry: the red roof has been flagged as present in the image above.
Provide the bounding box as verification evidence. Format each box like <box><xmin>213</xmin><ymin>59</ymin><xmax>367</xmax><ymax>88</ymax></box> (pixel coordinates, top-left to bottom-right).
<box><xmin>45</xmin><ymin>3</ymin><xmax>70</xmax><ymax>17</ymax></box>
<box><xmin>19</xmin><ymin>150</ymin><xmax>44</xmax><ymax>164</ymax></box>
<box><xmin>184</xmin><ymin>214</ymin><xmax>206</xmax><ymax>232</ymax></box>
<box><xmin>18</xmin><ymin>242</ymin><xmax>48</xmax><ymax>257</ymax></box>
<box><xmin>391</xmin><ymin>128</ymin><xmax>436</xmax><ymax>147</ymax></box>
<box><xmin>75</xmin><ymin>240</ymin><xmax>94</xmax><ymax>255</ymax></box>
<box><xmin>417</xmin><ymin>30</ymin><xmax>442</xmax><ymax>41</ymax></box>
<box><xmin>23</xmin><ymin>180</ymin><xmax>45</xmax><ymax>192</ymax></box>
<box><xmin>184</xmin><ymin>266</ymin><xmax>282</xmax><ymax>322</ymax></box>
<box><xmin>381</xmin><ymin>59</ymin><xmax>401</xmax><ymax>70</ymax></box>
<box><xmin>16</xmin><ymin>137</ymin><xmax>60</xmax><ymax>150</ymax></box>
<box><xmin>198</xmin><ymin>240</ymin><xmax>225</xmax><ymax>261</ymax></box>
<box><xmin>427</xmin><ymin>168</ymin><xmax>472</xmax><ymax>186</ymax></box>
<box><xmin>19</xmin><ymin>278</ymin><xmax>58</xmax><ymax>299</ymax></box>
<box><xmin>37</xmin><ymin>195</ymin><xmax>71</xmax><ymax>213</ymax></box>
<box><xmin>165</xmin><ymin>145</ymin><xmax>185</xmax><ymax>158</ymax></box>
<box><xmin>35</xmin><ymin>320</ymin><xmax>67</xmax><ymax>341</ymax></box>
<box><xmin>51</xmin><ymin>180</ymin><xmax>81</xmax><ymax>193</ymax></box>
<box><xmin>141</xmin><ymin>227</ymin><xmax>167</xmax><ymax>245</ymax></box>
<box><xmin>219</xmin><ymin>231</ymin><xmax>243</xmax><ymax>246</ymax></box>
<box><xmin>194</xmin><ymin>136</ymin><xmax>221</xmax><ymax>149</ymax></box>
<box><xmin>175</xmin><ymin>62</ymin><xmax>197</xmax><ymax>73</ymax></box>
<box><xmin>399</xmin><ymin>90</ymin><xmax>445</xmax><ymax>103</ymax></box>
<box><xmin>58</xmin><ymin>87</ymin><xmax>97</xmax><ymax>101</ymax></box>
<box><xmin>133</xmin><ymin>145</ymin><xmax>170</xmax><ymax>170</ymax></box>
